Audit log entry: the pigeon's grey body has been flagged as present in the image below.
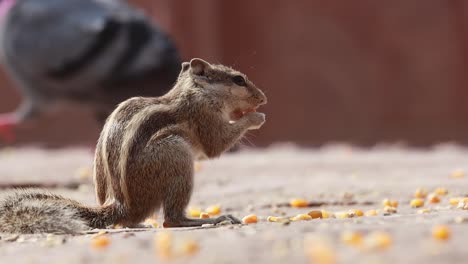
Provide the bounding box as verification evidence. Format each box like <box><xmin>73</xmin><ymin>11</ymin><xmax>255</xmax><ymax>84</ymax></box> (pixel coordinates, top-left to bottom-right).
<box><xmin>0</xmin><ymin>0</ymin><xmax>180</xmax><ymax>124</ymax></box>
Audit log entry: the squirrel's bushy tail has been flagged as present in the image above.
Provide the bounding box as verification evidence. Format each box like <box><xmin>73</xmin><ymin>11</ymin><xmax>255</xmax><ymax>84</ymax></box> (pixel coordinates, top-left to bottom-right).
<box><xmin>0</xmin><ymin>189</ymin><xmax>119</xmax><ymax>234</ymax></box>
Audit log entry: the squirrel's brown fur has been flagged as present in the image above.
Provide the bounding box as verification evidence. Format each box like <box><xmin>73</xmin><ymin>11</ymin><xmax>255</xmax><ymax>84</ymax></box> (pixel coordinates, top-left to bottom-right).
<box><xmin>0</xmin><ymin>58</ymin><xmax>267</xmax><ymax>233</ymax></box>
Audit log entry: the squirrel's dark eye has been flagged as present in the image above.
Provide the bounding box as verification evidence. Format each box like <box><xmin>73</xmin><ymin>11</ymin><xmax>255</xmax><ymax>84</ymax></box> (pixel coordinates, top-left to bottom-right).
<box><xmin>232</xmin><ymin>75</ymin><xmax>247</xmax><ymax>86</ymax></box>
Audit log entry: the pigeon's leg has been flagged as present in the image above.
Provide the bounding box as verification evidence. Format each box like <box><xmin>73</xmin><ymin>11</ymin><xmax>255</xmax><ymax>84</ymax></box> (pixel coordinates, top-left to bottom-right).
<box><xmin>0</xmin><ymin>113</ymin><xmax>17</xmax><ymax>143</ymax></box>
<box><xmin>0</xmin><ymin>100</ymin><xmax>38</xmax><ymax>143</ymax></box>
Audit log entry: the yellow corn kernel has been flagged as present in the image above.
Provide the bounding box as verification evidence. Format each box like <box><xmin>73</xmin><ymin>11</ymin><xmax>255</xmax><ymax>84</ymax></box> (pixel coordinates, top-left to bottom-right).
<box><xmin>461</xmin><ymin>200</ymin><xmax>468</xmax><ymax>210</ymax></box>
<box><xmin>308</xmin><ymin>210</ymin><xmax>323</xmax><ymax>219</ymax></box>
<box><xmin>321</xmin><ymin>210</ymin><xmax>331</xmax><ymax>219</ymax></box>
<box><xmin>428</xmin><ymin>194</ymin><xmax>441</xmax><ymax>204</ymax></box>
<box><xmin>349</xmin><ymin>209</ymin><xmax>364</xmax><ymax>217</ymax></box>
<box><xmin>382</xmin><ymin>199</ymin><xmax>398</xmax><ymax>208</ymax></box>
<box><xmin>414</xmin><ymin>188</ymin><xmax>428</xmax><ymax>199</ymax></box>
<box><xmin>382</xmin><ymin>199</ymin><xmax>391</xmax><ymax>207</ymax></box>
<box><xmin>434</xmin><ymin>187</ymin><xmax>448</xmax><ymax>196</ymax></box>
<box><xmin>341</xmin><ymin>231</ymin><xmax>363</xmax><ymax>247</ymax></box>
<box><xmin>383</xmin><ymin>206</ymin><xmax>397</xmax><ymax>214</ymax></box>
<box><xmin>194</xmin><ymin>161</ymin><xmax>203</xmax><ymax>172</ymax></box>
<box><xmin>199</xmin><ymin>212</ymin><xmax>210</xmax><ymax>219</ymax></box>
<box><xmin>155</xmin><ymin>232</ymin><xmax>172</xmax><ymax>259</ymax></box>
<box><xmin>365</xmin><ymin>209</ymin><xmax>378</xmax><ymax>216</ymax></box>
<box><xmin>335</xmin><ymin>212</ymin><xmax>349</xmax><ymax>219</ymax></box>
<box><xmin>188</xmin><ymin>207</ymin><xmax>202</xmax><ymax>218</ymax></box>
<box><xmin>457</xmin><ymin>198</ymin><xmax>468</xmax><ymax>209</ymax></box>
<box><xmin>205</xmin><ymin>205</ymin><xmax>221</xmax><ymax>216</ymax></box>
<box><xmin>417</xmin><ymin>208</ymin><xmax>431</xmax><ymax>214</ymax></box>
<box><xmin>181</xmin><ymin>239</ymin><xmax>199</xmax><ymax>256</ymax></box>
<box><xmin>449</xmin><ymin>197</ymin><xmax>461</xmax><ymax>206</ymax></box>
<box><xmin>242</xmin><ymin>214</ymin><xmax>258</xmax><ymax>224</ymax></box>
<box><xmin>91</xmin><ymin>235</ymin><xmax>111</xmax><ymax>250</ymax></box>
<box><xmin>76</xmin><ymin>167</ymin><xmax>92</xmax><ymax>181</ymax></box>
<box><xmin>304</xmin><ymin>238</ymin><xmax>336</xmax><ymax>264</ymax></box>
<box><xmin>144</xmin><ymin>218</ymin><xmax>160</xmax><ymax>228</ymax></box>
<box><xmin>267</xmin><ymin>216</ymin><xmax>280</xmax><ymax>222</ymax></box>
<box><xmin>290</xmin><ymin>198</ymin><xmax>309</xmax><ymax>208</ymax></box>
<box><xmin>432</xmin><ymin>225</ymin><xmax>451</xmax><ymax>241</ymax></box>
<box><xmin>267</xmin><ymin>216</ymin><xmax>290</xmax><ymax>224</ymax></box>
<box><xmin>290</xmin><ymin>214</ymin><xmax>312</xmax><ymax>221</ymax></box>
<box><xmin>365</xmin><ymin>232</ymin><xmax>392</xmax><ymax>251</ymax></box>
<box><xmin>410</xmin><ymin>198</ymin><xmax>424</xmax><ymax>208</ymax></box>
<box><xmin>450</xmin><ymin>169</ymin><xmax>465</xmax><ymax>179</ymax></box>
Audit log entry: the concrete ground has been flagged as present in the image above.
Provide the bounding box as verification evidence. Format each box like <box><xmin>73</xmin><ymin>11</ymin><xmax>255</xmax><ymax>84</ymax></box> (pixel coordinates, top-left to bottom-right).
<box><xmin>0</xmin><ymin>144</ymin><xmax>468</xmax><ymax>264</ymax></box>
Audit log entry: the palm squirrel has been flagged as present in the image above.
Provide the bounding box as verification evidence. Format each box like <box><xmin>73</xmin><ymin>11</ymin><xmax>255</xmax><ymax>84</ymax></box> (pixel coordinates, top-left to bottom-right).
<box><xmin>0</xmin><ymin>58</ymin><xmax>267</xmax><ymax>233</ymax></box>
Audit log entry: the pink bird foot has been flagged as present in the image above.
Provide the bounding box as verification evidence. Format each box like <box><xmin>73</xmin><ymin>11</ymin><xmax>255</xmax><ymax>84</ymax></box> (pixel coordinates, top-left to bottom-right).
<box><xmin>0</xmin><ymin>113</ymin><xmax>18</xmax><ymax>143</ymax></box>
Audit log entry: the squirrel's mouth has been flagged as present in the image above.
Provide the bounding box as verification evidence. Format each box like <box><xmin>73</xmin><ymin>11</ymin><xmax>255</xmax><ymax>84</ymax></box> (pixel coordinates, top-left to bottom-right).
<box><xmin>230</xmin><ymin>106</ymin><xmax>258</xmax><ymax>121</ymax></box>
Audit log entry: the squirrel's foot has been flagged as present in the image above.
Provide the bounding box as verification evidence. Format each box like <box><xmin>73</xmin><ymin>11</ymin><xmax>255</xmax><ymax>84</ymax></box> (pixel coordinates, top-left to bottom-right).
<box><xmin>213</xmin><ymin>215</ymin><xmax>242</xmax><ymax>225</ymax></box>
<box><xmin>163</xmin><ymin>214</ymin><xmax>241</xmax><ymax>228</ymax></box>
<box><xmin>126</xmin><ymin>223</ymin><xmax>153</xmax><ymax>229</ymax></box>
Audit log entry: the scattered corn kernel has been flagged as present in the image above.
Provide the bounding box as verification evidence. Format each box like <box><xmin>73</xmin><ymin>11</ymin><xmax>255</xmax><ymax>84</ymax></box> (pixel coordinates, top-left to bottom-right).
<box><xmin>205</xmin><ymin>205</ymin><xmax>221</xmax><ymax>216</ymax></box>
<box><xmin>432</xmin><ymin>225</ymin><xmax>451</xmax><ymax>241</ymax></box>
<box><xmin>321</xmin><ymin>210</ymin><xmax>331</xmax><ymax>219</ymax></box>
<box><xmin>290</xmin><ymin>198</ymin><xmax>309</xmax><ymax>208</ymax></box>
<box><xmin>449</xmin><ymin>197</ymin><xmax>461</xmax><ymax>206</ymax></box>
<box><xmin>348</xmin><ymin>209</ymin><xmax>364</xmax><ymax>217</ymax></box>
<box><xmin>267</xmin><ymin>216</ymin><xmax>280</xmax><ymax>222</ymax></box>
<box><xmin>382</xmin><ymin>199</ymin><xmax>391</xmax><ymax>207</ymax></box>
<box><xmin>188</xmin><ymin>207</ymin><xmax>202</xmax><ymax>218</ymax></box>
<box><xmin>365</xmin><ymin>232</ymin><xmax>392</xmax><ymax>251</ymax></box>
<box><xmin>365</xmin><ymin>209</ymin><xmax>378</xmax><ymax>216</ymax></box>
<box><xmin>341</xmin><ymin>231</ymin><xmax>363</xmax><ymax>247</ymax></box>
<box><xmin>382</xmin><ymin>199</ymin><xmax>398</xmax><ymax>208</ymax></box>
<box><xmin>417</xmin><ymin>208</ymin><xmax>431</xmax><ymax>214</ymax></box>
<box><xmin>383</xmin><ymin>206</ymin><xmax>397</xmax><ymax>214</ymax></box>
<box><xmin>155</xmin><ymin>232</ymin><xmax>172</xmax><ymax>259</ymax></box>
<box><xmin>144</xmin><ymin>218</ymin><xmax>160</xmax><ymax>228</ymax></box>
<box><xmin>434</xmin><ymin>187</ymin><xmax>448</xmax><ymax>196</ymax></box>
<box><xmin>304</xmin><ymin>238</ymin><xmax>337</xmax><ymax>264</ymax></box>
<box><xmin>267</xmin><ymin>216</ymin><xmax>290</xmax><ymax>224</ymax></box>
<box><xmin>76</xmin><ymin>167</ymin><xmax>92</xmax><ymax>181</ymax></box>
<box><xmin>335</xmin><ymin>212</ymin><xmax>350</xmax><ymax>219</ymax></box>
<box><xmin>428</xmin><ymin>194</ymin><xmax>441</xmax><ymax>204</ymax></box>
<box><xmin>194</xmin><ymin>161</ymin><xmax>203</xmax><ymax>172</ymax></box>
<box><xmin>290</xmin><ymin>214</ymin><xmax>312</xmax><ymax>221</ymax></box>
<box><xmin>181</xmin><ymin>239</ymin><xmax>200</xmax><ymax>256</ymax></box>
<box><xmin>457</xmin><ymin>199</ymin><xmax>468</xmax><ymax>209</ymax></box>
<box><xmin>308</xmin><ymin>210</ymin><xmax>323</xmax><ymax>219</ymax></box>
<box><xmin>410</xmin><ymin>198</ymin><xmax>424</xmax><ymax>208</ymax></box>
<box><xmin>414</xmin><ymin>188</ymin><xmax>428</xmax><ymax>199</ymax></box>
<box><xmin>242</xmin><ymin>214</ymin><xmax>258</xmax><ymax>224</ymax></box>
<box><xmin>450</xmin><ymin>169</ymin><xmax>465</xmax><ymax>179</ymax></box>
<box><xmin>91</xmin><ymin>235</ymin><xmax>111</xmax><ymax>250</ymax></box>
<box><xmin>199</xmin><ymin>212</ymin><xmax>210</xmax><ymax>219</ymax></box>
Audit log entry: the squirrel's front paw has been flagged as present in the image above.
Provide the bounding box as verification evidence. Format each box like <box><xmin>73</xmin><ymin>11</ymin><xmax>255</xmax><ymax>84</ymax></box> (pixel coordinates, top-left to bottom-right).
<box><xmin>245</xmin><ymin>112</ymin><xmax>266</xmax><ymax>130</ymax></box>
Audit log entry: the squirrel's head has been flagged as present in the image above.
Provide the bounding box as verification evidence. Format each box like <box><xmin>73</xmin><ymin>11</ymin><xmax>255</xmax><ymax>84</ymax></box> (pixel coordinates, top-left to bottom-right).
<box><xmin>179</xmin><ymin>58</ymin><xmax>267</xmax><ymax>121</ymax></box>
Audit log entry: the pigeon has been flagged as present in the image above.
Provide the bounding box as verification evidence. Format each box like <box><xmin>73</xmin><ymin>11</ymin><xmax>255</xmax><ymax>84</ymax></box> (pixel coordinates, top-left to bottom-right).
<box><xmin>0</xmin><ymin>0</ymin><xmax>181</xmax><ymax>143</ymax></box>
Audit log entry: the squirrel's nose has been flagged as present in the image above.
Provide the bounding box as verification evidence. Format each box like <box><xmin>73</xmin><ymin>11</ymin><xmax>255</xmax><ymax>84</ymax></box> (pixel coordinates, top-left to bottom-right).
<box><xmin>258</xmin><ymin>94</ymin><xmax>267</xmax><ymax>105</ymax></box>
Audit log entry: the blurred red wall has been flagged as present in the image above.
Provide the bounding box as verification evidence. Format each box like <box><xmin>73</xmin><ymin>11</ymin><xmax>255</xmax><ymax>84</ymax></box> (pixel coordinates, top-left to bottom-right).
<box><xmin>1</xmin><ymin>0</ymin><xmax>468</xmax><ymax>147</ymax></box>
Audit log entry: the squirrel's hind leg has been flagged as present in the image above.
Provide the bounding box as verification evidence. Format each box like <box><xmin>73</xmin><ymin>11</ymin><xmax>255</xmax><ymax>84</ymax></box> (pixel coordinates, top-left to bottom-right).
<box><xmin>153</xmin><ymin>136</ymin><xmax>241</xmax><ymax>227</ymax></box>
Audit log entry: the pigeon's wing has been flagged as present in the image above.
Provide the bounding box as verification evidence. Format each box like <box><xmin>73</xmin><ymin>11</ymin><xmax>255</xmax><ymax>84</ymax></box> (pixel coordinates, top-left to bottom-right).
<box><xmin>1</xmin><ymin>0</ymin><xmax>180</xmax><ymax>118</ymax></box>
<box><xmin>3</xmin><ymin>0</ymin><xmax>179</xmax><ymax>84</ymax></box>
<box><xmin>2</xmin><ymin>0</ymin><xmax>122</xmax><ymax>80</ymax></box>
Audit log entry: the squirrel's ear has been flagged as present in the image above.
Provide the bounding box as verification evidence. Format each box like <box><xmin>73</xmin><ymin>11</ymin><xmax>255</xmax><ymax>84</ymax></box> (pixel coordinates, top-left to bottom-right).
<box><xmin>180</xmin><ymin>62</ymin><xmax>190</xmax><ymax>74</ymax></box>
<box><xmin>189</xmin><ymin>58</ymin><xmax>211</xmax><ymax>76</ymax></box>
